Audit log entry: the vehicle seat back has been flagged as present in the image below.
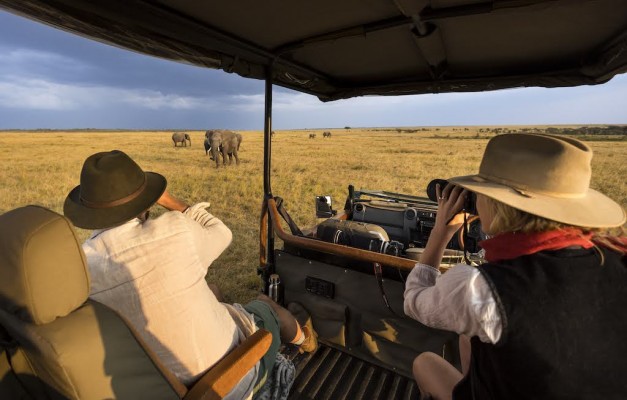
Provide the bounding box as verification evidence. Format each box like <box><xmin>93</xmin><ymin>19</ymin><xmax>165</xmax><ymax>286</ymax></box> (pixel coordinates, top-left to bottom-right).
<box><xmin>0</xmin><ymin>205</ymin><xmax>183</xmax><ymax>399</ymax></box>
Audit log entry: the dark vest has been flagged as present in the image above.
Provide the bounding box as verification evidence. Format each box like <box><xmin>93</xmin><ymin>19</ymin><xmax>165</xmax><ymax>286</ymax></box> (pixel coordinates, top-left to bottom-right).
<box><xmin>453</xmin><ymin>247</ymin><xmax>627</xmax><ymax>400</ymax></box>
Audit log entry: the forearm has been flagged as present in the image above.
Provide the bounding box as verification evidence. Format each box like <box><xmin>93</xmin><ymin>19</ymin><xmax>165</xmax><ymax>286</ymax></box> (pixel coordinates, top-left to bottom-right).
<box><xmin>422</xmin><ymin>183</ymin><xmax>468</xmax><ymax>269</ymax></box>
<box><xmin>157</xmin><ymin>191</ymin><xmax>189</xmax><ymax>212</ymax></box>
<box><xmin>419</xmin><ymin>227</ymin><xmax>453</xmax><ymax>269</ymax></box>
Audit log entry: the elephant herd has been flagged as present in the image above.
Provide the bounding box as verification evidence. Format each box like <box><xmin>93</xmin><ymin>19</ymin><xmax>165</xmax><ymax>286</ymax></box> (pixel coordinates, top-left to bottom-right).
<box><xmin>171</xmin><ymin>129</ymin><xmax>332</xmax><ymax>167</ymax></box>
<box><xmin>309</xmin><ymin>131</ymin><xmax>332</xmax><ymax>138</ymax></box>
<box><xmin>170</xmin><ymin>130</ymin><xmax>242</xmax><ymax>168</ymax></box>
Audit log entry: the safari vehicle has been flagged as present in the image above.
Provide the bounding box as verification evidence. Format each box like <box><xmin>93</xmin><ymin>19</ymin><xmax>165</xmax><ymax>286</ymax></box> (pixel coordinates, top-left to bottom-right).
<box><xmin>0</xmin><ymin>1</ymin><xmax>626</xmax><ymax>399</ymax></box>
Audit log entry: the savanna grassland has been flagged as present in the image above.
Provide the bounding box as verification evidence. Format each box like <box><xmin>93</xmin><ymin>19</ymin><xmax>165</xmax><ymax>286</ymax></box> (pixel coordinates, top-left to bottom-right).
<box><xmin>1</xmin><ymin>127</ymin><xmax>625</xmax><ymax>303</ymax></box>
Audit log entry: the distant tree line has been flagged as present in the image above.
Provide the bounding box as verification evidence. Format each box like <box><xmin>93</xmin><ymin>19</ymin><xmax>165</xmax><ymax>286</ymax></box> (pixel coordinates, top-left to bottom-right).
<box><xmin>546</xmin><ymin>126</ymin><xmax>627</xmax><ymax>136</ymax></box>
<box><xmin>385</xmin><ymin>126</ymin><xmax>627</xmax><ymax>135</ymax></box>
<box><xmin>476</xmin><ymin>126</ymin><xmax>627</xmax><ymax>136</ymax></box>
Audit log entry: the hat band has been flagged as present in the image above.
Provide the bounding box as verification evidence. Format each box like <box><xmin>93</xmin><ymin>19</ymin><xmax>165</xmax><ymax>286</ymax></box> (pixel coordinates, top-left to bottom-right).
<box><xmin>80</xmin><ymin>177</ymin><xmax>148</xmax><ymax>209</ymax></box>
<box><xmin>477</xmin><ymin>173</ymin><xmax>586</xmax><ymax>199</ymax></box>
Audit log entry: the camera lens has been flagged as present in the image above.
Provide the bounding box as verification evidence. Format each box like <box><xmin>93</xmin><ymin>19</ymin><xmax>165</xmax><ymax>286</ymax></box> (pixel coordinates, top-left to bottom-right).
<box><xmin>427</xmin><ymin>179</ymin><xmax>477</xmax><ymax>215</ymax></box>
<box><xmin>426</xmin><ymin>179</ymin><xmax>448</xmax><ymax>202</ymax></box>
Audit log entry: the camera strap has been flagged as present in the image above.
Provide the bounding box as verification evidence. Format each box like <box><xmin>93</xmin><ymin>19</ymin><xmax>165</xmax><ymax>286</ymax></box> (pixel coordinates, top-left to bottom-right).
<box><xmin>274</xmin><ymin>196</ymin><xmax>304</xmax><ymax>236</ymax></box>
<box><xmin>463</xmin><ymin>212</ymin><xmax>471</xmax><ymax>265</ymax></box>
<box><xmin>373</xmin><ymin>263</ymin><xmax>400</xmax><ymax>317</ymax></box>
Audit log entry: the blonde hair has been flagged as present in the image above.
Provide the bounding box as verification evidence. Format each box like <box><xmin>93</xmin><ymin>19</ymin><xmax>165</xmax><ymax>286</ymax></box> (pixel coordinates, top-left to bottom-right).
<box><xmin>485</xmin><ymin>196</ymin><xmax>574</xmax><ymax>234</ymax></box>
<box><xmin>482</xmin><ymin>197</ymin><xmax>626</xmax><ymax>260</ymax></box>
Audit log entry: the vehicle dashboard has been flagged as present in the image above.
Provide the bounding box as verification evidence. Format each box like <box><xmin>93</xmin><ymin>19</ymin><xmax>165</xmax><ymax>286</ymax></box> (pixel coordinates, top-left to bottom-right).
<box><xmin>313</xmin><ymin>185</ymin><xmax>485</xmax><ymax>267</ymax></box>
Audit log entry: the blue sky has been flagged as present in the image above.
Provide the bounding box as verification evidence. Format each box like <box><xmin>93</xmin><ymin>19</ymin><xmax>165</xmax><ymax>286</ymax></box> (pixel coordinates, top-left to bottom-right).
<box><xmin>1</xmin><ymin>10</ymin><xmax>626</xmax><ymax>130</ymax></box>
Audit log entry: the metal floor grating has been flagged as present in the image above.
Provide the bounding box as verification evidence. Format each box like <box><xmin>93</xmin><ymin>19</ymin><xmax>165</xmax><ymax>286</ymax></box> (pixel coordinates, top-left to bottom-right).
<box><xmin>287</xmin><ymin>344</ymin><xmax>420</xmax><ymax>400</ymax></box>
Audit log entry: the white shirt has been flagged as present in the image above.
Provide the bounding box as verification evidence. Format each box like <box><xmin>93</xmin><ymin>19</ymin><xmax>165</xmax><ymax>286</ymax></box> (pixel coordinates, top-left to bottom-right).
<box><xmin>83</xmin><ymin>203</ymin><xmax>245</xmax><ymax>386</ymax></box>
<box><xmin>403</xmin><ymin>262</ymin><xmax>503</xmax><ymax>344</ymax></box>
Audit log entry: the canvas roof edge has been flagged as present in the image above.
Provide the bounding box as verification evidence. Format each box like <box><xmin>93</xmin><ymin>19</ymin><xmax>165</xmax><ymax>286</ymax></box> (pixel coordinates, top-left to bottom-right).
<box><xmin>0</xmin><ymin>0</ymin><xmax>626</xmax><ymax>101</ymax></box>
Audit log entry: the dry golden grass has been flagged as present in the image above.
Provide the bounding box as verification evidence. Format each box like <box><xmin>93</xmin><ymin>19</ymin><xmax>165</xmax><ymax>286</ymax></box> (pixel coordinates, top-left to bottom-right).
<box><xmin>0</xmin><ymin>128</ymin><xmax>625</xmax><ymax>303</ymax></box>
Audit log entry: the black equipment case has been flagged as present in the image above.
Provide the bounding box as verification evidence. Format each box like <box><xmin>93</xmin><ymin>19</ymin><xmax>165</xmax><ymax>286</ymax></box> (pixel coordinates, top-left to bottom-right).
<box><xmin>316</xmin><ymin>219</ymin><xmax>391</xmax><ymax>253</ymax></box>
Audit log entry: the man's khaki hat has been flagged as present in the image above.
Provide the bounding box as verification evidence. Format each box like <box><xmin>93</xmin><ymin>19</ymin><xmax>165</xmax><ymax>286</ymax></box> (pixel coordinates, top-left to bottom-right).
<box><xmin>64</xmin><ymin>150</ymin><xmax>167</xmax><ymax>229</ymax></box>
<box><xmin>449</xmin><ymin>133</ymin><xmax>625</xmax><ymax>228</ymax></box>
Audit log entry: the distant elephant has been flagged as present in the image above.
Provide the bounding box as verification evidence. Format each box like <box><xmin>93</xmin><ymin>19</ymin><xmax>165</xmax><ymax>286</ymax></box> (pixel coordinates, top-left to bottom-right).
<box><xmin>323</xmin><ymin>131</ymin><xmax>332</xmax><ymax>138</ymax></box>
<box><xmin>206</xmin><ymin>129</ymin><xmax>241</xmax><ymax>167</ymax></box>
<box><xmin>172</xmin><ymin>132</ymin><xmax>191</xmax><ymax>147</ymax></box>
<box><xmin>309</xmin><ymin>133</ymin><xmax>316</xmax><ymax>139</ymax></box>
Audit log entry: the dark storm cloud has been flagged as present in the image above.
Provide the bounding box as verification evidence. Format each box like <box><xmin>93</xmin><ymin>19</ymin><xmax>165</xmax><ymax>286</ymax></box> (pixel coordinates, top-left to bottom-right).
<box><xmin>0</xmin><ymin>10</ymin><xmax>273</xmax><ymax>129</ymax></box>
<box><xmin>0</xmin><ymin>104</ymin><xmax>264</xmax><ymax>130</ymax></box>
<box><xmin>0</xmin><ymin>11</ymin><xmax>262</xmax><ymax>96</ymax></box>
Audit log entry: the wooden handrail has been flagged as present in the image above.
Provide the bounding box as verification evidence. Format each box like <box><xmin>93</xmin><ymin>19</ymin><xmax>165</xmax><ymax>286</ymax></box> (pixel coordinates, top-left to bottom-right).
<box><xmin>267</xmin><ymin>198</ymin><xmax>418</xmax><ymax>272</ymax></box>
<box><xmin>184</xmin><ymin>329</ymin><xmax>272</xmax><ymax>400</ymax></box>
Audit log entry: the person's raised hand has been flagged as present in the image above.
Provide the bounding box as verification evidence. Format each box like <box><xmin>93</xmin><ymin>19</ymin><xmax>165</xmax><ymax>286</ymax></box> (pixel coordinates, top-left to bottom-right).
<box><xmin>433</xmin><ymin>183</ymin><xmax>469</xmax><ymax>237</ymax></box>
<box><xmin>417</xmin><ymin>183</ymin><xmax>470</xmax><ymax>269</ymax></box>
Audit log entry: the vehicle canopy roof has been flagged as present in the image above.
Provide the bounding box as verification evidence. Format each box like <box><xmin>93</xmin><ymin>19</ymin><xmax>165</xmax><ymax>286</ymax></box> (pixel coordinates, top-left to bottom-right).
<box><xmin>1</xmin><ymin>0</ymin><xmax>626</xmax><ymax>101</ymax></box>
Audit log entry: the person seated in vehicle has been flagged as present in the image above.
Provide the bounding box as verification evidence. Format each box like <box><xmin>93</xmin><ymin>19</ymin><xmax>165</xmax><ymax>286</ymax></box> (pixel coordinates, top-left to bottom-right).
<box><xmin>63</xmin><ymin>150</ymin><xmax>317</xmax><ymax>397</ymax></box>
<box><xmin>403</xmin><ymin>133</ymin><xmax>627</xmax><ymax>400</ymax></box>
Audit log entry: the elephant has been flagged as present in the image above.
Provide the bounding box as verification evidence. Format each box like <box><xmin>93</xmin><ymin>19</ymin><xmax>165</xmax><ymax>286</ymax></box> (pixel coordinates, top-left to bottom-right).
<box><xmin>205</xmin><ymin>129</ymin><xmax>242</xmax><ymax>167</ymax></box>
<box><xmin>323</xmin><ymin>131</ymin><xmax>332</xmax><ymax>138</ymax></box>
<box><xmin>205</xmin><ymin>130</ymin><xmax>219</xmax><ymax>158</ymax></box>
<box><xmin>309</xmin><ymin>133</ymin><xmax>316</xmax><ymax>139</ymax></box>
<box><xmin>205</xmin><ymin>130</ymin><xmax>242</xmax><ymax>158</ymax></box>
<box><xmin>172</xmin><ymin>132</ymin><xmax>191</xmax><ymax>147</ymax></box>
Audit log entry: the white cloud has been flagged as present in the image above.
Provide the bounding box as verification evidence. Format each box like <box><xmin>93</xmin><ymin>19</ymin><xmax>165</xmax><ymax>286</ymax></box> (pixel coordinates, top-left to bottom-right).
<box><xmin>0</xmin><ymin>79</ymin><xmax>78</xmax><ymax>110</ymax></box>
<box><xmin>0</xmin><ymin>77</ymin><xmax>218</xmax><ymax>111</ymax></box>
<box><xmin>225</xmin><ymin>93</ymin><xmax>264</xmax><ymax>111</ymax></box>
<box><xmin>121</xmin><ymin>90</ymin><xmax>216</xmax><ymax>110</ymax></box>
<box><xmin>0</xmin><ymin>47</ymin><xmax>89</xmax><ymax>75</ymax></box>
<box><xmin>226</xmin><ymin>91</ymin><xmax>347</xmax><ymax>113</ymax></box>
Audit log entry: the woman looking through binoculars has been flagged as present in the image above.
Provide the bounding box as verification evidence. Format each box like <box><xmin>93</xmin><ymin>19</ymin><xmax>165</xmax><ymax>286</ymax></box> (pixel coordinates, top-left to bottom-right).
<box><xmin>403</xmin><ymin>133</ymin><xmax>626</xmax><ymax>400</ymax></box>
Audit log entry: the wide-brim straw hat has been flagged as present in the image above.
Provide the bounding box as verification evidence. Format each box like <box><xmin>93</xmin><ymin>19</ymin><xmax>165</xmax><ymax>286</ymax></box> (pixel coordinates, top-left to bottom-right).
<box><xmin>449</xmin><ymin>133</ymin><xmax>625</xmax><ymax>228</ymax></box>
<box><xmin>64</xmin><ymin>150</ymin><xmax>167</xmax><ymax>229</ymax></box>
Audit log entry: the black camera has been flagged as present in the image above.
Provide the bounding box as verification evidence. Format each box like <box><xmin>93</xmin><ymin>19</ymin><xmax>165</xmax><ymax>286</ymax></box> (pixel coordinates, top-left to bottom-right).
<box><xmin>426</xmin><ymin>179</ymin><xmax>477</xmax><ymax>215</ymax></box>
<box><xmin>315</xmin><ymin>195</ymin><xmax>336</xmax><ymax>218</ymax></box>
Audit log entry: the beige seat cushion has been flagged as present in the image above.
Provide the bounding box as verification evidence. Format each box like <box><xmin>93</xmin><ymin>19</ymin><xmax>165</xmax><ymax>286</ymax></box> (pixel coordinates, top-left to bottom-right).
<box><xmin>0</xmin><ymin>206</ymin><xmax>89</xmax><ymax>325</ymax></box>
<box><xmin>0</xmin><ymin>300</ymin><xmax>181</xmax><ymax>399</ymax></box>
<box><xmin>0</xmin><ymin>206</ymin><xmax>181</xmax><ymax>399</ymax></box>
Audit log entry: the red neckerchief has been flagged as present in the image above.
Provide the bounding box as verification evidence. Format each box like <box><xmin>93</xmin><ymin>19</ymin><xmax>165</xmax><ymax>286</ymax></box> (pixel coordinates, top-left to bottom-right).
<box><xmin>480</xmin><ymin>228</ymin><xmax>595</xmax><ymax>263</ymax></box>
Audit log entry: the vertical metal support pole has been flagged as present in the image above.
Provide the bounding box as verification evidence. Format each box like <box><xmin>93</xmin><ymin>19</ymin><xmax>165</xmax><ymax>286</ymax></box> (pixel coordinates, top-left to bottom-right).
<box><xmin>262</xmin><ymin>65</ymin><xmax>275</xmax><ymax>286</ymax></box>
<box><xmin>263</xmin><ymin>67</ymin><xmax>273</xmax><ymax>197</ymax></box>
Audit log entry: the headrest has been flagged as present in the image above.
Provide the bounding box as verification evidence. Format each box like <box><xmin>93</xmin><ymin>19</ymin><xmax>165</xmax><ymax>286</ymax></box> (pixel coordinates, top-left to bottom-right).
<box><xmin>0</xmin><ymin>206</ymin><xmax>90</xmax><ymax>325</ymax></box>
